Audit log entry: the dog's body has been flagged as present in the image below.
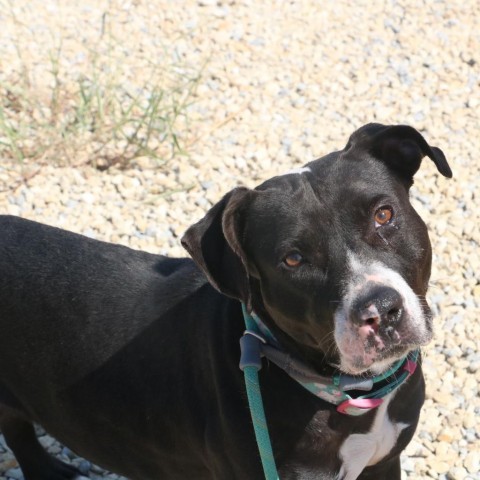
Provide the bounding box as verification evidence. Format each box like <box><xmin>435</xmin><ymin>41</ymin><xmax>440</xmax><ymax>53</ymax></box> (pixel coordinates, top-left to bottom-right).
<box><xmin>0</xmin><ymin>124</ymin><xmax>451</xmax><ymax>480</ymax></box>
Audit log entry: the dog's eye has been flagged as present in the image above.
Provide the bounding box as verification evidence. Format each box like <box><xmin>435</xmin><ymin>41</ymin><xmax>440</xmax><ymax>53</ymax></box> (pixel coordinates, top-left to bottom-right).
<box><xmin>284</xmin><ymin>252</ymin><xmax>304</xmax><ymax>267</ymax></box>
<box><xmin>374</xmin><ymin>207</ymin><xmax>393</xmax><ymax>227</ymax></box>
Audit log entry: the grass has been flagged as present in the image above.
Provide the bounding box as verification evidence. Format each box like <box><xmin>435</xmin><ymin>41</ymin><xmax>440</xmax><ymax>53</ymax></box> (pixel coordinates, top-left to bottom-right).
<box><xmin>0</xmin><ymin>5</ymin><xmax>203</xmax><ymax>170</ymax></box>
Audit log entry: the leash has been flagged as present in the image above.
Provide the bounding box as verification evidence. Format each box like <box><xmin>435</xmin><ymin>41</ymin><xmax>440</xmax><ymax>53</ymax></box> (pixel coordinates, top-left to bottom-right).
<box><xmin>239</xmin><ymin>305</ymin><xmax>280</xmax><ymax>480</ymax></box>
<box><xmin>239</xmin><ymin>303</ymin><xmax>419</xmax><ymax>479</ymax></box>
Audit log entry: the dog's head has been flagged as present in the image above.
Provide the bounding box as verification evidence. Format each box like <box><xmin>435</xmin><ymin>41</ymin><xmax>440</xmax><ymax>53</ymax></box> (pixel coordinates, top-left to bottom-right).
<box><xmin>182</xmin><ymin>124</ymin><xmax>452</xmax><ymax>375</ymax></box>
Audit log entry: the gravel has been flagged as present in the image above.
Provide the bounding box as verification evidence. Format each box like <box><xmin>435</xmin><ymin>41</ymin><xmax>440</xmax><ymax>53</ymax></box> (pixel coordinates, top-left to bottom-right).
<box><xmin>0</xmin><ymin>1</ymin><xmax>479</xmax><ymax>479</ymax></box>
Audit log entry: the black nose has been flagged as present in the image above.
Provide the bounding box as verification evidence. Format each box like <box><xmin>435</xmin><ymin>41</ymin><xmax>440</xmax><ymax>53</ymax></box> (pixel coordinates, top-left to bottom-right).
<box><xmin>351</xmin><ymin>286</ymin><xmax>404</xmax><ymax>331</ymax></box>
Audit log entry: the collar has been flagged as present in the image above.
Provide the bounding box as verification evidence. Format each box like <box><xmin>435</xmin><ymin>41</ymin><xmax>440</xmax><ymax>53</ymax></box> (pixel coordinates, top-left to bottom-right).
<box><xmin>240</xmin><ymin>304</ymin><xmax>419</xmax><ymax>416</ymax></box>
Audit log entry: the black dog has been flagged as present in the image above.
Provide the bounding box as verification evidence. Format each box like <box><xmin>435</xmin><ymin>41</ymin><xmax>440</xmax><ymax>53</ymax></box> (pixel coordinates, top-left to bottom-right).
<box><xmin>0</xmin><ymin>124</ymin><xmax>451</xmax><ymax>480</ymax></box>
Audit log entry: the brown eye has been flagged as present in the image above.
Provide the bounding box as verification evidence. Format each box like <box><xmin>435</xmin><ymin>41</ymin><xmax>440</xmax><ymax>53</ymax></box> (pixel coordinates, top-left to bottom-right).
<box><xmin>284</xmin><ymin>252</ymin><xmax>304</xmax><ymax>267</ymax></box>
<box><xmin>374</xmin><ymin>207</ymin><xmax>393</xmax><ymax>227</ymax></box>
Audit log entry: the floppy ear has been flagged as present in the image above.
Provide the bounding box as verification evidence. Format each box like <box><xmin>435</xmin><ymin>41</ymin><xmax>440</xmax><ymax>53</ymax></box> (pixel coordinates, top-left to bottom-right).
<box><xmin>347</xmin><ymin>123</ymin><xmax>452</xmax><ymax>183</ymax></box>
<box><xmin>181</xmin><ymin>187</ymin><xmax>254</xmax><ymax>302</ymax></box>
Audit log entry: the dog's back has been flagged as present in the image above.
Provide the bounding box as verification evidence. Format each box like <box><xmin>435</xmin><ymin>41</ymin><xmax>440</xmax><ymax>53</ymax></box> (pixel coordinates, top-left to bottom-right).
<box><xmin>0</xmin><ymin>213</ymin><xmax>212</xmax><ymax>385</ymax></box>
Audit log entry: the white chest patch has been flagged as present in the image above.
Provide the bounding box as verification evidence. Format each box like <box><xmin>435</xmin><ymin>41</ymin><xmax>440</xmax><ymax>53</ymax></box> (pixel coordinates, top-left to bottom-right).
<box><xmin>337</xmin><ymin>392</ymin><xmax>409</xmax><ymax>480</ymax></box>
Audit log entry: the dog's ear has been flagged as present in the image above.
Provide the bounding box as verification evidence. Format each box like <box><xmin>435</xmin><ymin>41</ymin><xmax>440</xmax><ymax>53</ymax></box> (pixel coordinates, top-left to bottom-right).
<box><xmin>346</xmin><ymin>123</ymin><xmax>452</xmax><ymax>183</ymax></box>
<box><xmin>181</xmin><ymin>187</ymin><xmax>254</xmax><ymax>303</ymax></box>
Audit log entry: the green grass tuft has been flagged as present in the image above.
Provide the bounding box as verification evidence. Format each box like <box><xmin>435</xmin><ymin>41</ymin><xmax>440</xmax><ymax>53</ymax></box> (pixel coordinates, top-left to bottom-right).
<box><xmin>0</xmin><ymin>5</ymin><xmax>203</xmax><ymax>170</ymax></box>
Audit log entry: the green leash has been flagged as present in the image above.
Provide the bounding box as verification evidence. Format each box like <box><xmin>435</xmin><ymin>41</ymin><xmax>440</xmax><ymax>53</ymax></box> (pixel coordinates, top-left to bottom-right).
<box><xmin>240</xmin><ymin>304</ymin><xmax>280</xmax><ymax>480</ymax></box>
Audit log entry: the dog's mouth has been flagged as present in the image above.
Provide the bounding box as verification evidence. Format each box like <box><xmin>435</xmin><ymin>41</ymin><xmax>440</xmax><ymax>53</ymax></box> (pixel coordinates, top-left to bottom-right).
<box><xmin>332</xmin><ymin>306</ymin><xmax>433</xmax><ymax>376</ymax></box>
<box><xmin>287</xmin><ymin>310</ymin><xmax>432</xmax><ymax>377</ymax></box>
<box><xmin>290</xmin><ymin>333</ymin><xmax>415</xmax><ymax>377</ymax></box>
<box><xmin>334</xmin><ymin>344</ymin><xmax>415</xmax><ymax>376</ymax></box>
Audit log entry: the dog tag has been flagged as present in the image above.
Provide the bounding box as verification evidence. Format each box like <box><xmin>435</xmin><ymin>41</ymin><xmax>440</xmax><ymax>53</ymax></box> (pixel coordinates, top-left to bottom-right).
<box><xmin>336</xmin><ymin>398</ymin><xmax>383</xmax><ymax>416</ymax></box>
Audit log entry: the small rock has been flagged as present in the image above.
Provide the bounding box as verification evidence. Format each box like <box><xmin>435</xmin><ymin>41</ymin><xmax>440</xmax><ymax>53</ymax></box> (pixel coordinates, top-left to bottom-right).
<box><xmin>435</xmin><ymin>441</ymin><xmax>450</xmax><ymax>457</ymax></box>
<box><xmin>464</xmin><ymin>451</ymin><xmax>480</xmax><ymax>474</ymax></box>
<box><xmin>447</xmin><ymin>466</ymin><xmax>468</xmax><ymax>480</ymax></box>
<box><xmin>4</xmin><ymin>468</ymin><xmax>22</xmax><ymax>480</ymax></box>
<box><xmin>61</xmin><ymin>447</ymin><xmax>74</xmax><ymax>459</ymax></box>
<box><xmin>428</xmin><ymin>460</ymin><xmax>450</xmax><ymax>475</ymax></box>
<box><xmin>77</xmin><ymin>460</ymin><xmax>92</xmax><ymax>475</ymax></box>
<box><xmin>462</xmin><ymin>410</ymin><xmax>476</xmax><ymax>429</ymax></box>
<box><xmin>0</xmin><ymin>460</ymin><xmax>17</xmax><ymax>472</ymax></box>
<box><xmin>401</xmin><ymin>457</ymin><xmax>415</xmax><ymax>472</ymax></box>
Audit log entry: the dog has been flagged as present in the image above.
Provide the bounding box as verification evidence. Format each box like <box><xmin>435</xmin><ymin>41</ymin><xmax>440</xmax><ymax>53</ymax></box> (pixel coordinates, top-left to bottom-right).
<box><xmin>0</xmin><ymin>123</ymin><xmax>452</xmax><ymax>480</ymax></box>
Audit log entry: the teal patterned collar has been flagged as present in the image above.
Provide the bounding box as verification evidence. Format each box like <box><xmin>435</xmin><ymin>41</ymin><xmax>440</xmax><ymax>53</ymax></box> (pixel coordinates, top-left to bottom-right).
<box><xmin>240</xmin><ymin>304</ymin><xmax>419</xmax><ymax>416</ymax></box>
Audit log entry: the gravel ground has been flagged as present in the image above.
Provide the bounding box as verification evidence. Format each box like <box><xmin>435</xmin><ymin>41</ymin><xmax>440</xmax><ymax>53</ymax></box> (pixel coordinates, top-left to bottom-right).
<box><xmin>0</xmin><ymin>1</ymin><xmax>479</xmax><ymax>479</ymax></box>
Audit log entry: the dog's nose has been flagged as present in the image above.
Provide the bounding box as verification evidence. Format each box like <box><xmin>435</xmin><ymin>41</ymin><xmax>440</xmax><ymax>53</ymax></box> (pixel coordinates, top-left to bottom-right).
<box><xmin>351</xmin><ymin>286</ymin><xmax>404</xmax><ymax>333</ymax></box>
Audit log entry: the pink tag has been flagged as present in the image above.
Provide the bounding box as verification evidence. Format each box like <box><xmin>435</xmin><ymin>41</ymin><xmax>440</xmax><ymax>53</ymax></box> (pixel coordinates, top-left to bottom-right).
<box><xmin>404</xmin><ymin>360</ymin><xmax>417</xmax><ymax>375</ymax></box>
<box><xmin>337</xmin><ymin>398</ymin><xmax>384</xmax><ymax>416</ymax></box>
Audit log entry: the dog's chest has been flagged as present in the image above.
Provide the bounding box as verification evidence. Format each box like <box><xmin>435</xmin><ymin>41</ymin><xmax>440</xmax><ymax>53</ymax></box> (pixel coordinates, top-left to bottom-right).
<box><xmin>337</xmin><ymin>392</ymin><xmax>408</xmax><ymax>480</ymax></box>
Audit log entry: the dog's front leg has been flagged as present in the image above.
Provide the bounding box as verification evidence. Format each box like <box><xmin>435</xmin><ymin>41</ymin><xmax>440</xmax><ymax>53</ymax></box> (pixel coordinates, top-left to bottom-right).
<box><xmin>0</xmin><ymin>406</ymin><xmax>87</xmax><ymax>480</ymax></box>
